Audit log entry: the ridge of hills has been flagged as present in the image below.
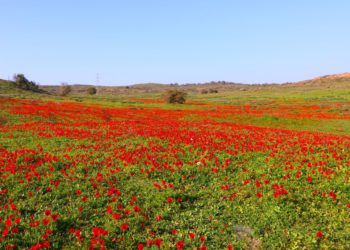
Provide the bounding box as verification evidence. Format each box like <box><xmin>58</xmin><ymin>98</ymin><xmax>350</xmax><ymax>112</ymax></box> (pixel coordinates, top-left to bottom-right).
<box><xmin>0</xmin><ymin>72</ymin><xmax>349</xmax><ymax>97</ymax></box>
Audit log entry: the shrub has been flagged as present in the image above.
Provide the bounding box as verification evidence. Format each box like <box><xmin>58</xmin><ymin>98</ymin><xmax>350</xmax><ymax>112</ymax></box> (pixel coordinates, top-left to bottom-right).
<box><xmin>87</xmin><ymin>87</ymin><xmax>97</xmax><ymax>95</ymax></box>
<box><xmin>59</xmin><ymin>83</ymin><xmax>72</xmax><ymax>96</ymax></box>
<box><xmin>164</xmin><ymin>90</ymin><xmax>187</xmax><ymax>104</ymax></box>
<box><xmin>13</xmin><ymin>74</ymin><xmax>39</xmax><ymax>92</ymax></box>
<box><xmin>209</xmin><ymin>89</ymin><xmax>218</xmax><ymax>93</ymax></box>
<box><xmin>201</xmin><ymin>89</ymin><xmax>209</xmax><ymax>94</ymax></box>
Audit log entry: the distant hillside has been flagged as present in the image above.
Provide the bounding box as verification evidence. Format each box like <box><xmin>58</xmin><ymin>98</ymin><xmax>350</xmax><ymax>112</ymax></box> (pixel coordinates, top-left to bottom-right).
<box><xmin>2</xmin><ymin>72</ymin><xmax>349</xmax><ymax>98</ymax></box>
<box><xmin>39</xmin><ymin>82</ymin><xmax>255</xmax><ymax>96</ymax></box>
<box><xmin>312</xmin><ymin>72</ymin><xmax>350</xmax><ymax>81</ymax></box>
<box><xmin>41</xmin><ymin>84</ymin><xmax>93</xmax><ymax>96</ymax></box>
<box><xmin>41</xmin><ymin>72</ymin><xmax>349</xmax><ymax>96</ymax></box>
<box><xmin>291</xmin><ymin>72</ymin><xmax>350</xmax><ymax>88</ymax></box>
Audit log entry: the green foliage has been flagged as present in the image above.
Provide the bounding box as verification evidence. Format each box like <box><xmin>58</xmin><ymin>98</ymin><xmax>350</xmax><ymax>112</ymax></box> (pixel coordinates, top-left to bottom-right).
<box><xmin>13</xmin><ymin>73</ymin><xmax>39</xmax><ymax>92</ymax></box>
<box><xmin>0</xmin><ymin>94</ymin><xmax>350</xmax><ymax>249</ymax></box>
<box><xmin>87</xmin><ymin>86</ymin><xmax>97</xmax><ymax>95</ymax></box>
<box><xmin>164</xmin><ymin>90</ymin><xmax>187</xmax><ymax>104</ymax></box>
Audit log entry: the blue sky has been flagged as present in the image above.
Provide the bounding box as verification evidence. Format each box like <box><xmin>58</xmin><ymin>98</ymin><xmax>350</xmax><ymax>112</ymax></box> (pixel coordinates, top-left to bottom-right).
<box><xmin>1</xmin><ymin>1</ymin><xmax>349</xmax><ymax>85</ymax></box>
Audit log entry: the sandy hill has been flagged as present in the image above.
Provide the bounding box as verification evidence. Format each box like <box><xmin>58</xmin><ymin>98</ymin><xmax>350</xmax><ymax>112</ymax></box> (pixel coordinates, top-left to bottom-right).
<box><xmin>292</xmin><ymin>72</ymin><xmax>350</xmax><ymax>88</ymax></box>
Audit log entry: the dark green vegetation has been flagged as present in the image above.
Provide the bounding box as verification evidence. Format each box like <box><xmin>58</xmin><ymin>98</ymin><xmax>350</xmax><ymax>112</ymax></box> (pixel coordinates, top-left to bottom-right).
<box><xmin>87</xmin><ymin>87</ymin><xmax>97</xmax><ymax>95</ymax></box>
<box><xmin>13</xmin><ymin>74</ymin><xmax>40</xmax><ymax>92</ymax></box>
<box><xmin>163</xmin><ymin>90</ymin><xmax>187</xmax><ymax>104</ymax></box>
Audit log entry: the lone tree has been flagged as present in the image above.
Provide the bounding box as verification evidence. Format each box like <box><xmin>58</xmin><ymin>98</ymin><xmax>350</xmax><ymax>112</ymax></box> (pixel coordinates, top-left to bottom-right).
<box><xmin>87</xmin><ymin>86</ymin><xmax>97</xmax><ymax>95</ymax></box>
<box><xmin>164</xmin><ymin>90</ymin><xmax>187</xmax><ymax>104</ymax></box>
<box><xmin>13</xmin><ymin>74</ymin><xmax>39</xmax><ymax>92</ymax></box>
<box><xmin>59</xmin><ymin>83</ymin><xmax>72</xmax><ymax>96</ymax></box>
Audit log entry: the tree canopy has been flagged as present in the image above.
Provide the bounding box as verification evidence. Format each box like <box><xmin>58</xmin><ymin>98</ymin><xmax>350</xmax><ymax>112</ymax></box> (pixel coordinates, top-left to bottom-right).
<box><xmin>13</xmin><ymin>74</ymin><xmax>39</xmax><ymax>92</ymax></box>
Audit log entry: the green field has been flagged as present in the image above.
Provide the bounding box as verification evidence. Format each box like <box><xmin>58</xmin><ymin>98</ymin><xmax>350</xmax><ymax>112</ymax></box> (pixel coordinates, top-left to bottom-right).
<box><xmin>0</xmin><ymin>76</ymin><xmax>350</xmax><ymax>249</ymax></box>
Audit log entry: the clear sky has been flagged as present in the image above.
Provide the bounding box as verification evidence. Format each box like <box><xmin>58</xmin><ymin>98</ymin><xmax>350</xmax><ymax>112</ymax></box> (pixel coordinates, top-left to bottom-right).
<box><xmin>1</xmin><ymin>1</ymin><xmax>349</xmax><ymax>86</ymax></box>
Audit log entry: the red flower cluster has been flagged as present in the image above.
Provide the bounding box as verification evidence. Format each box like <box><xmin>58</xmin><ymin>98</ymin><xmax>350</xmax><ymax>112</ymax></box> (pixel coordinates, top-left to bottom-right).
<box><xmin>0</xmin><ymin>98</ymin><xmax>349</xmax><ymax>249</ymax></box>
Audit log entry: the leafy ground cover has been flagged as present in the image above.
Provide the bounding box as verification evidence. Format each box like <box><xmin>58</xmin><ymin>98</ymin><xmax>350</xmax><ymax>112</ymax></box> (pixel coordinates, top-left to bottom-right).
<box><xmin>0</xmin><ymin>97</ymin><xmax>349</xmax><ymax>249</ymax></box>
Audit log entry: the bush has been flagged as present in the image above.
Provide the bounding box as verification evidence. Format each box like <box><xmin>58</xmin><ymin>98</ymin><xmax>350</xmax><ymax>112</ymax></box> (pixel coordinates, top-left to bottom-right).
<box><xmin>87</xmin><ymin>87</ymin><xmax>97</xmax><ymax>95</ymax></box>
<box><xmin>59</xmin><ymin>83</ymin><xmax>72</xmax><ymax>96</ymax></box>
<box><xmin>13</xmin><ymin>74</ymin><xmax>39</xmax><ymax>92</ymax></box>
<box><xmin>201</xmin><ymin>89</ymin><xmax>209</xmax><ymax>94</ymax></box>
<box><xmin>164</xmin><ymin>90</ymin><xmax>187</xmax><ymax>104</ymax></box>
<box><xmin>209</xmin><ymin>89</ymin><xmax>218</xmax><ymax>93</ymax></box>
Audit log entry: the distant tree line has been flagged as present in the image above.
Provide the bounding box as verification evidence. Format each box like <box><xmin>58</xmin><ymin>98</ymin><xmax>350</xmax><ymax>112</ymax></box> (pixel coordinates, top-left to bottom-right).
<box><xmin>180</xmin><ymin>81</ymin><xmax>241</xmax><ymax>85</ymax></box>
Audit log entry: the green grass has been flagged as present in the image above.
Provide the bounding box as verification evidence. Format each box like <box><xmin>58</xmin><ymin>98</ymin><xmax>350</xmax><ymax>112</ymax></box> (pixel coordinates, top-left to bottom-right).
<box><xmin>182</xmin><ymin>114</ymin><xmax>350</xmax><ymax>135</ymax></box>
<box><xmin>1</xmin><ymin>82</ymin><xmax>350</xmax><ymax>249</ymax></box>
